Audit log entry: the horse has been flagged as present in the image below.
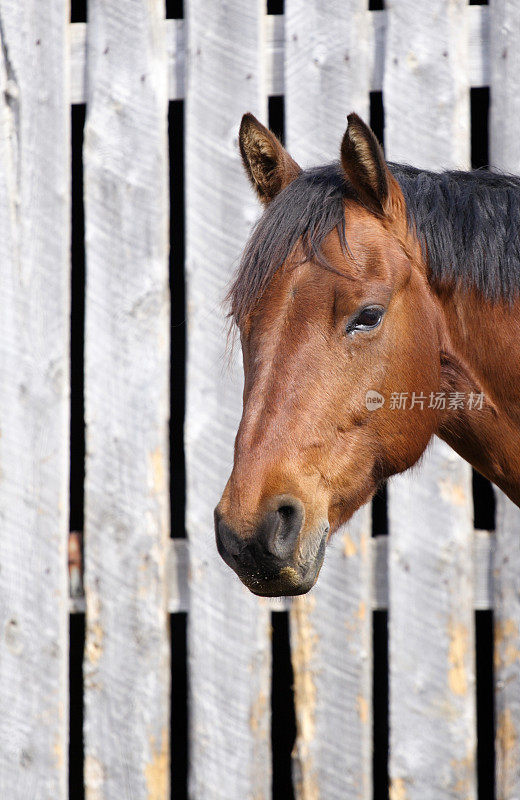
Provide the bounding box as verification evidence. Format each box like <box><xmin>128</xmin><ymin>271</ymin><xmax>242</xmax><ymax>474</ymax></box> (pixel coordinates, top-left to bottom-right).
<box><xmin>214</xmin><ymin>111</ymin><xmax>520</xmax><ymax>597</ymax></box>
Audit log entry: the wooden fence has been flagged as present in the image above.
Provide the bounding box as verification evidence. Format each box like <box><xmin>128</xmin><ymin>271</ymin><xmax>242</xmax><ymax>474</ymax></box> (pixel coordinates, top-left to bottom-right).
<box><xmin>0</xmin><ymin>1</ymin><xmax>519</xmax><ymax>798</ymax></box>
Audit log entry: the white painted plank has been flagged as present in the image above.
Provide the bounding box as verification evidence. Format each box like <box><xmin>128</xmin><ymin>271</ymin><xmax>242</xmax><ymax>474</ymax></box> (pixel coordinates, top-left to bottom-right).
<box><xmin>489</xmin><ymin>13</ymin><xmax>520</xmax><ymax>788</ymax></box>
<box><xmin>185</xmin><ymin>3</ymin><xmax>271</xmax><ymax>799</ymax></box>
<box><xmin>290</xmin><ymin>509</ymin><xmax>372</xmax><ymax>800</ymax></box>
<box><xmin>368</xmin><ymin>7</ymin><xmax>488</xmax><ymax>92</ymax></box>
<box><xmin>0</xmin><ymin>2</ymin><xmax>70</xmax><ymax>798</ymax></box>
<box><xmin>469</xmin><ymin>5</ymin><xmax>490</xmax><ymax>89</ymax></box>
<box><xmin>69</xmin><ymin>8</ymin><xmax>490</xmax><ymax>105</ymax></box>
<box><xmin>493</xmin><ymin>493</ymin><xmax>520</xmax><ymax>799</ymax></box>
<box><xmin>372</xmin><ymin>531</ymin><xmax>493</xmax><ymax>613</ymax></box>
<box><xmin>387</xmin><ymin>444</ymin><xmax>476</xmax><ymax>799</ymax></box>
<box><xmin>283</xmin><ymin>3</ymin><xmax>372</xmax><ymax>796</ymax></box>
<box><xmin>384</xmin><ymin>4</ymin><xmax>476</xmax><ymax>795</ymax></box>
<box><xmin>82</xmin><ymin>1</ymin><xmax>170</xmax><ymax>798</ymax></box>
<box><xmin>285</xmin><ymin>0</ymin><xmax>371</xmax><ymax>166</ymax></box>
<box><xmin>71</xmin><ymin>530</ymin><xmax>495</xmax><ymax>613</ymax></box>
<box><xmin>165</xmin><ymin>19</ymin><xmax>185</xmax><ymax>107</ymax></box>
<box><xmin>384</xmin><ymin>0</ymin><xmax>470</xmax><ymax>171</ymax></box>
<box><xmin>489</xmin><ymin>0</ymin><xmax>520</xmax><ymax>172</ymax></box>
<box><xmin>70</xmin><ymin>22</ymin><xmax>86</xmax><ymax>105</ymax></box>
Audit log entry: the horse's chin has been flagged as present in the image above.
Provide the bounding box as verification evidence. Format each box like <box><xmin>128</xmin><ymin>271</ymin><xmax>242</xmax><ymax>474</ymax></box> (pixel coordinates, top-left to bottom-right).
<box><xmin>239</xmin><ymin>534</ymin><xmax>327</xmax><ymax>598</ymax></box>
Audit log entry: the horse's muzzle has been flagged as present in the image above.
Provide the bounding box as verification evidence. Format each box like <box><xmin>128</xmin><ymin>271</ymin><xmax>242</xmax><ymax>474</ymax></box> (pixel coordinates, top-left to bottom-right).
<box><xmin>215</xmin><ymin>496</ymin><xmax>327</xmax><ymax>596</ymax></box>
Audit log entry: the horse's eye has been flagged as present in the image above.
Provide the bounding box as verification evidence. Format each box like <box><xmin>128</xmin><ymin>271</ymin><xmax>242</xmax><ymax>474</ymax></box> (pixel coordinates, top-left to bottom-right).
<box><xmin>348</xmin><ymin>305</ymin><xmax>384</xmax><ymax>333</ymax></box>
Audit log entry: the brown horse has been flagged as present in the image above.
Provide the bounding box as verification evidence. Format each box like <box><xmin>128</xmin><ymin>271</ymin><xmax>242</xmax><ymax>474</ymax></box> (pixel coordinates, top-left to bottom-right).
<box><xmin>215</xmin><ymin>112</ymin><xmax>520</xmax><ymax>597</ymax></box>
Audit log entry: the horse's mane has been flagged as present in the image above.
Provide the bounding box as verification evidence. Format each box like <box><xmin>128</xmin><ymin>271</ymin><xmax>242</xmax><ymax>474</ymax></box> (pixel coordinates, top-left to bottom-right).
<box><xmin>228</xmin><ymin>161</ymin><xmax>520</xmax><ymax>326</ymax></box>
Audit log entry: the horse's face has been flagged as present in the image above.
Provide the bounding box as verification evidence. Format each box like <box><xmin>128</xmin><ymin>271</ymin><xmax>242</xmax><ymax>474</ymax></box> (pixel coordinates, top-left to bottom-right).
<box><xmin>215</xmin><ymin>113</ymin><xmax>445</xmax><ymax>596</ymax></box>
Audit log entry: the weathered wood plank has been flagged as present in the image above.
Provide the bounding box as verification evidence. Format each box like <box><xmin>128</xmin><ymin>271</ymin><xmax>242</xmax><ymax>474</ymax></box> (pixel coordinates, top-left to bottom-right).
<box><xmin>71</xmin><ymin>530</ymin><xmax>495</xmax><ymax>613</ymax></box>
<box><xmin>489</xmin><ymin>15</ymin><xmax>520</xmax><ymax>788</ymax></box>
<box><xmin>290</xmin><ymin>509</ymin><xmax>372</xmax><ymax>800</ymax></box>
<box><xmin>70</xmin><ymin>22</ymin><xmax>86</xmax><ymax>105</ymax></box>
<box><xmin>0</xmin><ymin>2</ymin><xmax>70</xmax><ymax>798</ymax></box>
<box><xmin>384</xmin><ymin>3</ymin><xmax>476</xmax><ymax>795</ymax></box>
<box><xmin>185</xmin><ymin>3</ymin><xmax>271</xmax><ymax>799</ymax></box>
<box><xmin>285</xmin><ymin>0</ymin><xmax>371</xmax><ymax>166</ymax></box>
<box><xmin>489</xmin><ymin>0</ymin><xmax>520</xmax><ymax>173</ymax></box>
<box><xmin>387</xmin><ymin>444</ymin><xmax>476</xmax><ymax>799</ymax></box>
<box><xmin>82</xmin><ymin>1</ymin><xmax>170</xmax><ymax>798</ymax></box>
<box><xmin>372</xmin><ymin>531</ymin><xmax>493</xmax><ymax>613</ymax></box>
<box><xmin>284</xmin><ymin>3</ymin><xmax>372</xmax><ymax>796</ymax></box>
<box><xmin>165</xmin><ymin>19</ymin><xmax>185</xmax><ymax>107</ymax></box>
<box><xmin>69</xmin><ymin>7</ymin><xmax>490</xmax><ymax>105</ymax></box>
<box><xmin>494</xmin><ymin>493</ymin><xmax>520</xmax><ymax>799</ymax></box>
<box><xmin>384</xmin><ymin>0</ymin><xmax>470</xmax><ymax>171</ymax></box>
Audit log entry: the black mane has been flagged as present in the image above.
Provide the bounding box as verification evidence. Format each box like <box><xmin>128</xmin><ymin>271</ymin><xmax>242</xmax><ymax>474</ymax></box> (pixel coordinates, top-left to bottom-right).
<box><xmin>229</xmin><ymin>162</ymin><xmax>520</xmax><ymax>325</ymax></box>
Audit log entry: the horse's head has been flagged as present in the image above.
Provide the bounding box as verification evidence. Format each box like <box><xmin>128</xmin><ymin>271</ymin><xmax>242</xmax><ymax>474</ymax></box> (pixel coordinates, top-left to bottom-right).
<box><xmin>215</xmin><ymin>113</ymin><xmax>450</xmax><ymax>596</ymax></box>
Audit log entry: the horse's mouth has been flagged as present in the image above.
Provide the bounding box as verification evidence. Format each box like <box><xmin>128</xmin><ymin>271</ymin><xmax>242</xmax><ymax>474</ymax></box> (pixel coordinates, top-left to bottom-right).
<box><xmin>239</xmin><ymin>534</ymin><xmax>327</xmax><ymax>598</ymax></box>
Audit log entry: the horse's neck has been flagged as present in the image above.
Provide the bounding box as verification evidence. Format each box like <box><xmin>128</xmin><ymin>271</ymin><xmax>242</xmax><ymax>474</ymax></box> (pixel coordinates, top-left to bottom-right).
<box><xmin>436</xmin><ymin>286</ymin><xmax>520</xmax><ymax>505</ymax></box>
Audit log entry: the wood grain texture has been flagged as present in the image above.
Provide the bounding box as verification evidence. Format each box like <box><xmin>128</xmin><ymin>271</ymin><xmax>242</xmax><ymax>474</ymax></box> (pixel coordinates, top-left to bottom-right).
<box><xmin>0</xmin><ymin>2</ymin><xmax>70</xmax><ymax>798</ymax></box>
<box><xmin>384</xmin><ymin>8</ymin><xmax>475</xmax><ymax>794</ymax></box>
<box><xmin>384</xmin><ymin>0</ymin><xmax>470</xmax><ymax>171</ymax></box>
<box><xmin>184</xmin><ymin>3</ymin><xmax>271</xmax><ymax>799</ymax></box>
<box><xmin>372</xmin><ymin>531</ymin><xmax>493</xmax><ymax>613</ymax></box>
<box><xmin>71</xmin><ymin>530</ymin><xmax>495</xmax><ymax>614</ymax></box>
<box><xmin>82</xmin><ymin>1</ymin><xmax>170</xmax><ymax>798</ymax></box>
<box><xmin>165</xmin><ymin>19</ymin><xmax>185</xmax><ymax>106</ymax></box>
<box><xmin>70</xmin><ymin>22</ymin><xmax>86</xmax><ymax>105</ymax></box>
<box><xmin>489</xmin><ymin>0</ymin><xmax>520</xmax><ymax>172</ymax></box>
<box><xmin>69</xmin><ymin>7</ymin><xmax>490</xmax><ymax>104</ymax></box>
<box><xmin>388</xmin><ymin>443</ymin><xmax>476</xmax><ymax>799</ymax></box>
<box><xmin>285</xmin><ymin>0</ymin><xmax>370</xmax><ymax>167</ymax></box>
<box><xmin>489</xmin><ymin>27</ymin><xmax>520</xmax><ymax>790</ymax></box>
<box><xmin>284</xmin><ymin>5</ymin><xmax>372</xmax><ymax>795</ymax></box>
<box><xmin>494</xmin><ymin>493</ymin><xmax>520</xmax><ymax>799</ymax></box>
<box><xmin>290</xmin><ymin>508</ymin><xmax>372</xmax><ymax>800</ymax></box>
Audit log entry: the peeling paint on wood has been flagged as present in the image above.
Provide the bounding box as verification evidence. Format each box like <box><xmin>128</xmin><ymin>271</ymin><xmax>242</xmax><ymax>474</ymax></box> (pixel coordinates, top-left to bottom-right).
<box><xmin>390</xmin><ymin>778</ymin><xmax>409</xmax><ymax>800</ymax></box>
<box><xmin>448</xmin><ymin>622</ymin><xmax>469</xmax><ymax>697</ymax></box>
<box><xmin>342</xmin><ymin>531</ymin><xmax>357</xmax><ymax>558</ymax></box>
<box><xmin>145</xmin><ymin>729</ymin><xmax>169</xmax><ymax>800</ymax></box>
<box><xmin>291</xmin><ymin>596</ymin><xmax>318</xmax><ymax>752</ymax></box>
<box><xmin>497</xmin><ymin>708</ymin><xmax>518</xmax><ymax>796</ymax></box>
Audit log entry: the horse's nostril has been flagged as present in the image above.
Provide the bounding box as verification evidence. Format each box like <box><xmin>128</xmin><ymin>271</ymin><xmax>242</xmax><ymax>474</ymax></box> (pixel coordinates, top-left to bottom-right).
<box><xmin>263</xmin><ymin>495</ymin><xmax>304</xmax><ymax>556</ymax></box>
<box><xmin>278</xmin><ymin>504</ymin><xmax>295</xmax><ymax>522</ymax></box>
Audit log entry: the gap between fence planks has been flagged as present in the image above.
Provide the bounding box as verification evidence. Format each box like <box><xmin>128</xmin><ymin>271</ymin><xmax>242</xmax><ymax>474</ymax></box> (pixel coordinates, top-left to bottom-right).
<box><xmin>69</xmin><ymin>531</ymin><xmax>495</xmax><ymax>615</ymax></box>
<box><xmin>69</xmin><ymin>5</ymin><xmax>490</xmax><ymax>106</ymax></box>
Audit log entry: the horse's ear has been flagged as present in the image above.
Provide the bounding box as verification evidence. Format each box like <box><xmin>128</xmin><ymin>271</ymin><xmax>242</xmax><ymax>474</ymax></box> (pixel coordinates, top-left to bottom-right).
<box><xmin>340</xmin><ymin>113</ymin><xmax>405</xmax><ymax>220</ymax></box>
<box><xmin>239</xmin><ymin>113</ymin><xmax>301</xmax><ymax>205</ymax></box>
